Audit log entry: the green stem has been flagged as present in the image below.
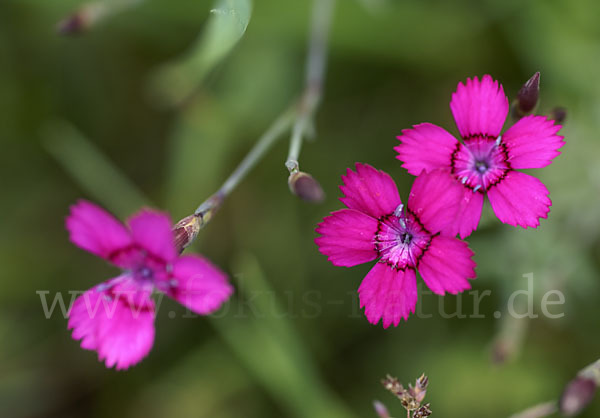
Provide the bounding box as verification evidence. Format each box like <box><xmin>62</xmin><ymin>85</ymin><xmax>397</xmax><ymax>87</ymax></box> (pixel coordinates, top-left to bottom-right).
<box><xmin>285</xmin><ymin>0</ymin><xmax>335</xmax><ymax>173</ymax></box>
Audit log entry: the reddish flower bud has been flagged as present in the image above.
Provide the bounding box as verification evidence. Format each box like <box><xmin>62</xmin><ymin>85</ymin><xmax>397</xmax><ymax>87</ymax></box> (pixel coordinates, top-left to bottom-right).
<box><xmin>173</xmin><ymin>215</ymin><xmax>201</xmax><ymax>253</ymax></box>
<box><xmin>560</xmin><ymin>377</ymin><xmax>596</xmax><ymax>416</ymax></box>
<box><xmin>511</xmin><ymin>72</ymin><xmax>540</xmax><ymax>120</ymax></box>
<box><xmin>550</xmin><ymin>106</ymin><xmax>567</xmax><ymax>124</ymax></box>
<box><xmin>373</xmin><ymin>400</ymin><xmax>391</xmax><ymax>418</ymax></box>
<box><xmin>288</xmin><ymin>171</ymin><xmax>325</xmax><ymax>203</ymax></box>
<box><xmin>518</xmin><ymin>72</ymin><xmax>540</xmax><ymax>113</ymax></box>
<box><xmin>57</xmin><ymin>12</ymin><xmax>89</xmax><ymax>35</ymax></box>
<box><xmin>56</xmin><ymin>4</ymin><xmax>106</xmax><ymax>36</ymax></box>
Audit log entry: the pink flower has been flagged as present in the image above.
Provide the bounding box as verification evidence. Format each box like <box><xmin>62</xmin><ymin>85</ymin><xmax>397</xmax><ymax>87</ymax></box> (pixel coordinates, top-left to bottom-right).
<box><xmin>66</xmin><ymin>200</ymin><xmax>233</xmax><ymax>369</ymax></box>
<box><xmin>396</xmin><ymin>75</ymin><xmax>564</xmax><ymax>238</ymax></box>
<box><xmin>315</xmin><ymin>164</ymin><xmax>476</xmax><ymax>327</ymax></box>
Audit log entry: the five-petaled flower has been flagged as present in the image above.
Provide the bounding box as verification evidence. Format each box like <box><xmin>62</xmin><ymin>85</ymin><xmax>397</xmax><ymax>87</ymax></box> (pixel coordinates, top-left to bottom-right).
<box><xmin>396</xmin><ymin>75</ymin><xmax>564</xmax><ymax>238</ymax></box>
<box><xmin>315</xmin><ymin>164</ymin><xmax>476</xmax><ymax>327</ymax></box>
<box><xmin>66</xmin><ymin>200</ymin><xmax>233</xmax><ymax>369</ymax></box>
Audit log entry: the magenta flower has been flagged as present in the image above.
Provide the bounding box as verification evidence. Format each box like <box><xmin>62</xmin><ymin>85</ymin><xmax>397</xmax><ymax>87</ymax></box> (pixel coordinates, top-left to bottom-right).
<box><xmin>315</xmin><ymin>164</ymin><xmax>476</xmax><ymax>327</ymax></box>
<box><xmin>395</xmin><ymin>75</ymin><xmax>564</xmax><ymax>238</ymax></box>
<box><xmin>66</xmin><ymin>200</ymin><xmax>233</xmax><ymax>369</ymax></box>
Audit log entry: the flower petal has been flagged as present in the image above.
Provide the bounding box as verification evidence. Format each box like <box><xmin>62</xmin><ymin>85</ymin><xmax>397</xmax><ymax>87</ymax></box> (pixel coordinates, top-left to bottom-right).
<box><xmin>487</xmin><ymin>171</ymin><xmax>551</xmax><ymax>228</ymax></box>
<box><xmin>417</xmin><ymin>235</ymin><xmax>476</xmax><ymax>295</ymax></box>
<box><xmin>340</xmin><ymin>163</ymin><xmax>401</xmax><ymax>218</ymax></box>
<box><xmin>358</xmin><ymin>263</ymin><xmax>418</xmax><ymax>328</ymax></box>
<box><xmin>450</xmin><ymin>75</ymin><xmax>508</xmax><ymax>139</ymax></box>
<box><xmin>66</xmin><ymin>200</ymin><xmax>132</xmax><ymax>261</ymax></box>
<box><xmin>315</xmin><ymin>209</ymin><xmax>379</xmax><ymax>267</ymax></box>
<box><xmin>502</xmin><ymin>115</ymin><xmax>564</xmax><ymax>169</ymax></box>
<box><xmin>127</xmin><ymin>209</ymin><xmax>177</xmax><ymax>262</ymax></box>
<box><xmin>168</xmin><ymin>255</ymin><xmax>233</xmax><ymax>315</ymax></box>
<box><xmin>68</xmin><ymin>277</ymin><xmax>155</xmax><ymax>370</ymax></box>
<box><xmin>395</xmin><ymin>123</ymin><xmax>459</xmax><ymax>176</ymax></box>
<box><xmin>454</xmin><ymin>187</ymin><xmax>484</xmax><ymax>239</ymax></box>
<box><xmin>407</xmin><ymin>169</ymin><xmax>465</xmax><ymax>235</ymax></box>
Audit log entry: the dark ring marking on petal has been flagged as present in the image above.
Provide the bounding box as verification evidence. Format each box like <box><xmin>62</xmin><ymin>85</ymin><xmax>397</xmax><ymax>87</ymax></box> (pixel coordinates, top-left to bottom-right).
<box><xmin>415</xmin><ymin>232</ymin><xmax>439</xmax><ymax>269</ymax></box>
<box><xmin>380</xmin><ymin>260</ymin><xmax>417</xmax><ymax>274</ymax></box>
<box><xmin>498</xmin><ymin>142</ymin><xmax>512</xmax><ymax>170</ymax></box>
<box><xmin>463</xmin><ymin>133</ymin><xmax>497</xmax><ymax>141</ymax></box>
<box><xmin>406</xmin><ymin>208</ymin><xmax>431</xmax><ymax>236</ymax></box>
<box><xmin>486</xmin><ymin>168</ymin><xmax>513</xmax><ymax>190</ymax></box>
<box><xmin>374</xmin><ymin>216</ymin><xmax>386</xmax><ymax>255</ymax></box>
<box><xmin>451</xmin><ymin>142</ymin><xmax>512</xmax><ymax>193</ymax></box>
<box><xmin>450</xmin><ymin>142</ymin><xmax>461</xmax><ymax>175</ymax></box>
<box><xmin>107</xmin><ymin>244</ymin><xmax>168</xmax><ymax>266</ymax></box>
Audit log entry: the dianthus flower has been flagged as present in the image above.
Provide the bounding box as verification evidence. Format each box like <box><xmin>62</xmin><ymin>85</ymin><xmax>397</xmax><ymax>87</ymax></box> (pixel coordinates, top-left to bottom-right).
<box><xmin>396</xmin><ymin>75</ymin><xmax>564</xmax><ymax>238</ymax></box>
<box><xmin>315</xmin><ymin>164</ymin><xmax>476</xmax><ymax>327</ymax></box>
<box><xmin>66</xmin><ymin>200</ymin><xmax>233</xmax><ymax>369</ymax></box>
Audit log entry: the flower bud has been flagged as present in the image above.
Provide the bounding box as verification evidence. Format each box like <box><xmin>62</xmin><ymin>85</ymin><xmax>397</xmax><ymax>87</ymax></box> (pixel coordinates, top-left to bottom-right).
<box><xmin>560</xmin><ymin>376</ymin><xmax>597</xmax><ymax>416</ymax></box>
<box><xmin>373</xmin><ymin>400</ymin><xmax>391</xmax><ymax>418</ymax></box>
<box><xmin>518</xmin><ymin>72</ymin><xmax>540</xmax><ymax>112</ymax></box>
<box><xmin>173</xmin><ymin>215</ymin><xmax>201</xmax><ymax>253</ymax></box>
<box><xmin>550</xmin><ymin>106</ymin><xmax>567</xmax><ymax>124</ymax></box>
<box><xmin>56</xmin><ymin>4</ymin><xmax>106</xmax><ymax>35</ymax></box>
<box><xmin>288</xmin><ymin>171</ymin><xmax>325</xmax><ymax>203</ymax></box>
<box><xmin>512</xmin><ymin>72</ymin><xmax>540</xmax><ymax>119</ymax></box>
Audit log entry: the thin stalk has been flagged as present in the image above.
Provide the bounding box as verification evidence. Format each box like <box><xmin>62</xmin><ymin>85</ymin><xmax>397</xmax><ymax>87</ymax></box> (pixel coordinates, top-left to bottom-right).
<box><xmin>173</xmin><ymin>106</ymin><xmax>296</xmax><ymax>252</ymax></box>
<box><xmin>508</xmin><ymin>401</ymin><xmax>557</xmax><ymax>418</ymax></box>
<box><xmin>285</xmin><ymin>0</ymin><xmax>335</xmax><ymax>174</ymax></box>
<box><xmin>194</xmin><ymin>106</ymin><xmax>296</xmax><ymax>221</ymax></box>
<box><xmin>175</xmin><ymin>0</ymin><xmax>336</xmax><ymax>250</ymax></box>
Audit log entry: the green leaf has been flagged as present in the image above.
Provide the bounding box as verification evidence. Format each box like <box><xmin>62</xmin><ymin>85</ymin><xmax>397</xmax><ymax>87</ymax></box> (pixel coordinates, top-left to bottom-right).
<box><xmin>148</xmin><ymin>0</ymin><xmax>253</xmax><ymax>107</ymax></box>
<box><xmin>42</xmin><ymin>120</ymin><xmax>150</xmax><ymax>216</ymax></box>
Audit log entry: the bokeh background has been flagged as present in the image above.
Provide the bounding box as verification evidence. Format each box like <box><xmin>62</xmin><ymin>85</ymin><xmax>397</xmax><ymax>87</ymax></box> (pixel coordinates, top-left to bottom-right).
<box><xmin>1</xmin><ymin>0</ymin><xmax>600</xmax><ymax>417</ymax></box>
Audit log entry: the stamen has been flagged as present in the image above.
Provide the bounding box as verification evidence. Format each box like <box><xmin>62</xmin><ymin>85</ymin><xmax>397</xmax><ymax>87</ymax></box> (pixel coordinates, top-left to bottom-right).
<box><xmin>96</xmin><ymin>282</ymin><xmax>111</xmax><ymax>292</ymax></box>
<box><xmin>495</xmin><ymin>136</ymin><xmax>502</xmax><ymax>146</ymax></box>
<box><xmin>394</xmin><ymin>203</ymin><xmax>404</xmax><ymax>217</ymax></box>
<box><xmin>398</xmin><ymin>218</ymin><xmax>406</xmax><ymax>229</ymax></box>
<box><xmin>462</xmin><ymin>176</ymin><xmax>468</xmax><ymax>184</ymax></box>
<box><xmin>473</xmin><ymin>185</ymin><xmax>481</xmax><ymax>192</ymax></box>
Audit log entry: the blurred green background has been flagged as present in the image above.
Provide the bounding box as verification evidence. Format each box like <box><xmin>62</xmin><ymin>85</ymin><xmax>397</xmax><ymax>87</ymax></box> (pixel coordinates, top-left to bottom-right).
<box><xmin>1</xmin><ymin>0</ymin><xmax>600</xmax><ymax>417</ymax></box>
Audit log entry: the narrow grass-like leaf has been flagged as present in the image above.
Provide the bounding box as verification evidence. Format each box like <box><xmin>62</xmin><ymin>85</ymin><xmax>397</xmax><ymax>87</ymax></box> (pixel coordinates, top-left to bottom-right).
<box><xmin>149</xmin><ymin>0</ymin><xmax>253</xmax><ymax>107</ymax></box>
<box><xmin>209</xmin><ymin>252</ymin><xmax>358</xmax><ymax>418</ymax></box>
<box><xmin>43</xmin><ymin>120</ymin><xmax>150</xmax><ymax>216</ymax></box>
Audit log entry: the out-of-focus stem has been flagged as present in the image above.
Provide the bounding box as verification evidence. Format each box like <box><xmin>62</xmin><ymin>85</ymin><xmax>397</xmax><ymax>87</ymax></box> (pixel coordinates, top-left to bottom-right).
<box><xmin>174</xmin><ymin>0</ymin><xmax>336</xmax><ymax>250</ymax></box>
<box><xmin>510</xmin><ymin>358</ymin><xmax>600</xmax><ymax>418</ymax></box>
<box><xmin>173</xmin><ymin>107</ymin><xmax>296</xmax><ymax>251</ymax></box>
<box><xmin>508</xmin><ymin>401</ymin><xmax>557</xmax><ymax>418</ymax></box>
<box><xmin>194</xmin><ymin>107</ymin><xmax>296</xmax><ymax>222</ymax></box>
<box><xmin>285</xmin><ymin>0</ymin><xmax>335</xmax><ymax>174</ymax></box>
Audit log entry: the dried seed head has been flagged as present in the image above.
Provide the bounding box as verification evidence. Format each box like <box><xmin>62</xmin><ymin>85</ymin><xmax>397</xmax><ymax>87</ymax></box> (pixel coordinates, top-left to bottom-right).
<box><xmin>173</xmin><ymin>215</ymin><xmax>201</xmax><ymax>253</ymax></box>
<box><xmin>382</xmin><ymin>374</ymin><xmax>405</xmax><ymax>398</ymax></box>
<box><xmin>373</xmin><ymin>400</ymin><xmax>391</xmax><ymax>418</ymax></box>
<box><xmin>550</xmin><ymin>106</ymin><xmax>567</xmax><ymax>124</ymax></box>
<box><xmin>288</xmin><ymin>171</ymin><xmax>325</xmax><ymax>203</ymax></box>
<box><xmin>560</xmin><ymin>376</ymin><xmax>597</xmax><ymax>416</ymax></box>
<box><xmin>412</xmin><ymin>403</ymin><xmax>432</xmax><ymax>418</ymax></box>
<box><xmin>411</xmin><ymin>374</ymin><xmax>429</xmax><ymax>403</ymax></box>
